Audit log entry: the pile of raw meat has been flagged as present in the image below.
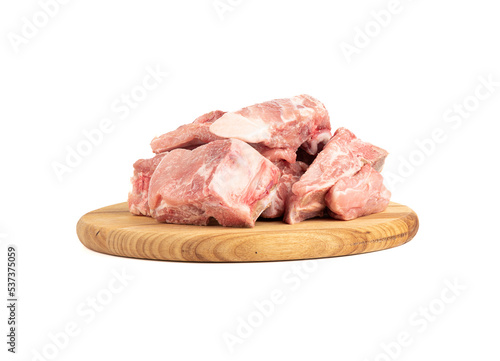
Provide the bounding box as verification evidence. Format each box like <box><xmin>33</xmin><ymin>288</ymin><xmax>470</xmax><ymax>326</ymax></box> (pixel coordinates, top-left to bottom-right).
<box><xmin>128</xmin><ymin>95</ymin><xmax>391</xmax><ymax>227</ymax></box>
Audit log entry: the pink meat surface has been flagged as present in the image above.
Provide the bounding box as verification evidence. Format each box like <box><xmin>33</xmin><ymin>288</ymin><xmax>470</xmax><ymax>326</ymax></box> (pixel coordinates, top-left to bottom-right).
<box><xmin>325</xmin><ymin>164</ymin><xmax>391</xmax><ymax>220</ymax></box>
<box><xmin>261</xmin><ymin>161</ymin><xmax>308</xmax><ymax>218</ymax></box>
<box><xmin>331</xmin><ymin>128</ymin><xmax>388</xmax><ymax>170</ymax></box>
<box><xmin>150</xmin><ymin>110</ymin><xmax>226</xmax><ymax>154</ymax></box>
<box><xmin>284</xmin><ymin>129</ymin><xmax>362</xmax><ymax>224</ymax></box>
<box><xmin>349</xmin><ymin>137</ymin><xmax>388</xmax><ymax>172</ymax></box>
<box><xmin>284</xmin><ymin>128</ymin><xmax>389</xmax><ymax>224</ymax></box>
<box><xmin>148</xmin><ymin>139</ymin><xmax>280</xmax><ymax>227</ymax></box>
<box><xmin>128</xmin><ymin>152</ymin><xmax>167</xmax><ymax>216</ymax></box>
<box><xmin>209</xmin><ymin>94</ymin><xmax>331</xmax><ymax>156</ymax></box>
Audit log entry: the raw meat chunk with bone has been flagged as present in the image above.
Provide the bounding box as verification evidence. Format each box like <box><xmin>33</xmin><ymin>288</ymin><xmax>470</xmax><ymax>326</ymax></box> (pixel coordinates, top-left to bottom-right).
<box><xmin>148</xmin><ymin>139</ymin><xmax>280</xmax><ymax>227</ymax></box>
<box><xmin>284</xmin><ymin>128</ymin><xmax>388</xmax><ymax>224</ymax></box>
<box><xmin>209</xmin><ymin>94</ymin><xmax>331</xmax><ymax>156</ymax></box>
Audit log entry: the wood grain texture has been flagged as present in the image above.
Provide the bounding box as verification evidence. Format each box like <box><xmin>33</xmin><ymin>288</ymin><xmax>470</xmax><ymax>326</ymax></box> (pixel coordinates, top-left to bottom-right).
<box><xmin>76</xmin><ymin>202</ymin><xmax>418</xmax><ymax>262</ymax></box>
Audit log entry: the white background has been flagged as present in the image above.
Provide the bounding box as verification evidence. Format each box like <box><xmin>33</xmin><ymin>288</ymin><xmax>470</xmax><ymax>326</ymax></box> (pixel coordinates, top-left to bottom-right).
<box><xmin>1</xmin><ymin>0</ymin><xmax>499</xmax><ymax>360</ymax></box>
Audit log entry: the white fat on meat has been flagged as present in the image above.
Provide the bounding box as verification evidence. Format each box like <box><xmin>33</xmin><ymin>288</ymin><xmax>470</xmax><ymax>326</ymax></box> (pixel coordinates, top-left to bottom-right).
<box><xmin>209</xmin><ymin>113</ymin><xmax>272</xmax><ymax>144</ymax></box>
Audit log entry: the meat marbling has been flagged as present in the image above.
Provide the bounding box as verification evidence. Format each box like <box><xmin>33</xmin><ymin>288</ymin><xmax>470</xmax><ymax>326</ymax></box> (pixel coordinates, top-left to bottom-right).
<box><xmin>348</xmin><ymin>137</ymin><xmax>388</xmax><ymax>172</ymax></box>
<box><xmin>325</xmin><ymin>164</ymin><xmax>391</xmax><ymax>221</ymax></box>
<box><xmin>148</xmin><ymin>139</ymin><xmax>280</xmax><ymax>227</ymax></box>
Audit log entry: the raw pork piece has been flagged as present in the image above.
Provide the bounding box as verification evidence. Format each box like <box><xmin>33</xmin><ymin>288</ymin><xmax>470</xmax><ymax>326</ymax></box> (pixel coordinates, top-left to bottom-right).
<box><xmin>261</xmin><ymin>161</ymin><xmax>308</xmax><ymax>218</ymax></box>
<box><xmin>284</xmin><ymin>128</ymin><xmax>389</xmax><ymax>224</ymax></box>
<box><xmin>209</xmin><ymin>94</ymin><xmax>331</xmax><ymax>156</ymax></box>
<box><xmin>150</xmin><ymin>110</ymin><xmax>225</xmax><ymax>154</ymax></box>
<box><xmin>325</xmin><ymin>164</ymin><xmax>391</xmax><ymax>220</ymax></box>
<box><xmin>284</xmin><ymin>129</ymin><xmax>362</xmax><ymax>224</ymax></box>
<box><xmin>148</xmin><ymin>139</ymin><xmax>280</xmax><ymax>227</ymax></box>
<box><xmin>128</xmin><ymin>152</ymin><xmax>167</xmax><ymax>216</ymax></box>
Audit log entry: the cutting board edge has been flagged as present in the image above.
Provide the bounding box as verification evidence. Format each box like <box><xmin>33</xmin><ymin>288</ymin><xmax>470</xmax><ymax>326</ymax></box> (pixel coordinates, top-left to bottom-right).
<box><xmin>76</xmin><ymin>202</ymin><xmax>419</xmax><ymax>262</ymax></box>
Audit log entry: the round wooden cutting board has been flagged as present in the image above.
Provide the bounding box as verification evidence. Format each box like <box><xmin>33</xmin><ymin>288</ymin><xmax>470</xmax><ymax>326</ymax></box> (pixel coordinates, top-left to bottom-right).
<box><xmin>76</xmin><ymin>202</ymin><xmax>418</xmax><ymax>262</ymax></box>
